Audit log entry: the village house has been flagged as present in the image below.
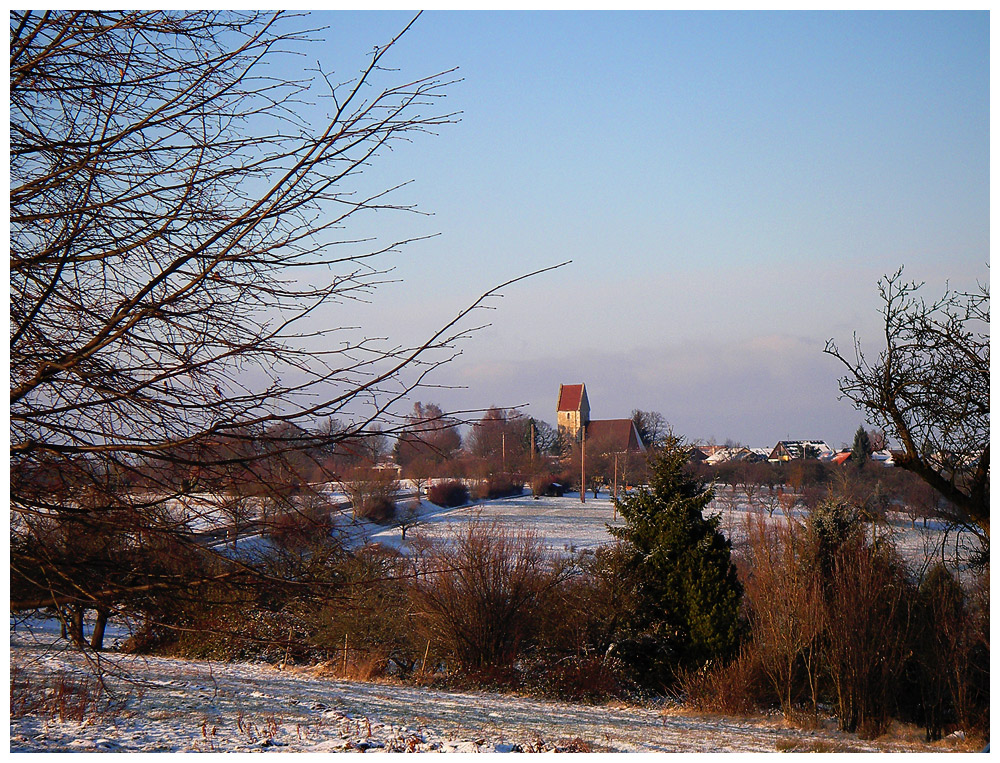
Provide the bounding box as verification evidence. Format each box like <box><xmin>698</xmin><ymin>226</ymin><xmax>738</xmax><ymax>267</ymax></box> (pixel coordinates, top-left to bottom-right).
<box><xmin>556</xmin><ymin>383</ymin><xmax>646</xmax><ymax>454</ymax></box>
<box><xmin>768</xmin><ymin>440</ymin><xmax>835</xmax><ymax>462</ymax></box>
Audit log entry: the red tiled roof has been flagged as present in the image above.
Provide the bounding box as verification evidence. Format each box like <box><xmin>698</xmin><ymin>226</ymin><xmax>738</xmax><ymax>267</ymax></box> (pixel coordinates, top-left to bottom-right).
<box><xmin>557</xmin><ymin>383</ymin><xmax>586</xmax><ymax>412</ymax></box>
<box><xmin>584</xmin><ymin>419</ymin><xmax>644</xmax><ymax>453</ymax></box>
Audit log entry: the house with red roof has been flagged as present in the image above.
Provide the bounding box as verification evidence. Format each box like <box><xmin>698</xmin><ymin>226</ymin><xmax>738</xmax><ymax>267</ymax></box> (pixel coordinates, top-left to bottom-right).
<box><xmin>556</xmin><ymin>383</ymin><xmax>645</xmax><ymax>454</ymax></box>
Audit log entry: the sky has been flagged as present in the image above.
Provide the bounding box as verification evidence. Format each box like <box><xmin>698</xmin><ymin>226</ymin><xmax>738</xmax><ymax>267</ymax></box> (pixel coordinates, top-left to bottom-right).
<box><xmin>276</xmin><ymin>11</ymin><xmax>989</xmax><ymax>449</ymax></box>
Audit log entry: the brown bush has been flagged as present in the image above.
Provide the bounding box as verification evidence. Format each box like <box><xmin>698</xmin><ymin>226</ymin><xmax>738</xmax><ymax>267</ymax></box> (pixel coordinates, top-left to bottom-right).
<box><xmin>409</xmin><ymin>521</ymin><xmax>557</xmax><ymax>674</ymax></box>
<box><xmin>823</xmin><ymin>536</ymin><xmax>913</xmax><ymax>739</ymax></box>
<box><xmin>340</xmin><ymin>467</ymin><xmax>399</xmax><ymax>523</ymax></box>
<box><xmin>676</xmin><ymin>646</ymin><xmax>769</xmax><ymax>716</ymax></box>
<box><xmin>427</xmin><ymin>480</ymin><xmax>469</xmax><ymax>508</ymax></box>
<box><xmin>470</xmin><ymin>475</ymin><xmax>524</xmax><ymax>500</ymax></box>
<box><xmin>266</xmin><ymin>506</ymin><xmax>334</xmax><ymax>549</ymax></box>
<box><xmin>741</xmin><ymin>513</ymin><xmax>824</xmax><ymax>717</ymax></box>
<box><xmin>526</xmin><ymin>655</ymin><xmax>624</xmax><ymax>701</ymax></box>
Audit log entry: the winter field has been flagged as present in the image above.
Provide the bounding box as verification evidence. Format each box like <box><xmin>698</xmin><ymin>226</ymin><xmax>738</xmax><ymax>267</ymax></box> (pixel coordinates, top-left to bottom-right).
<box><xmin>175</xmin><ymin>481</ymin><xmax>973</xmax><ymax>575</ymax></box>
<box><xmin>10</xmin><ymin>488</ymin><xmax>977</xmax><ymax>753</ymax></box>
<box><xmin>11</xmin><ymin>621</ymin><xmax>962</xmax><ymax>753</ymax></box>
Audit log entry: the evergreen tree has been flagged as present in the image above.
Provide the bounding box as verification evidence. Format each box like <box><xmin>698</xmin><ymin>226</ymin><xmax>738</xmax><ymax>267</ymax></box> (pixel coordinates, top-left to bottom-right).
<box><xmin>608</xmin><ymin>437</ymin><xmax>742</xmax><ymax>689</ymax></box>
<box><xmin>851</xmin><ymin>425</ymin><xmax>872</xmax><ymax>467</ymax></box>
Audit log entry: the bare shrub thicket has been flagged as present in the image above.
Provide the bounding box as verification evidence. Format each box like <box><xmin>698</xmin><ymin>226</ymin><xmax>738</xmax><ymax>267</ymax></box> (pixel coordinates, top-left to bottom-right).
<box><xmin>294</xmin><ymin>545</ymin><xmax>416</xmax><ymax>678</ymax></box>
<box><xmin>732</xmin><ymin>497</ymin><xmax>989</xmax><ymax>742</ymax></box>
<box><xmin>742</xmin><ymin>514</ymin><xmax>825</xmax><ymax>717</ymax></box>
<box><xmin>822</xmin><ymin>535</ymin><xmax>912</xmax><ymax>738</ymax></box>
<box><xmin>427</xmin><ymin>480</ymin><xmax>470</xmax><ymax>508</ymax></box>
<box><xmin>341</xmin><ymin>468</ymin><xmax>399</xmax><ymax>523</ymax></box>
<box><xmin>676</xmin><ymin>646</ymin><xmax>769</xmax><ymax>716</ymax></box>
<box><xmin>524</xmin><ymin>545</ymin><xmax>635</xmax><ymax>700</ymax></box>
<box><xmin>410</xmin><ymin>522</ymin><xmax>558</xmax><ymax>680</ymax></box>
<box><xmin>910</xmin><ymin>564</ymin><xmax>990</xmax><ymax>741</ymax></box>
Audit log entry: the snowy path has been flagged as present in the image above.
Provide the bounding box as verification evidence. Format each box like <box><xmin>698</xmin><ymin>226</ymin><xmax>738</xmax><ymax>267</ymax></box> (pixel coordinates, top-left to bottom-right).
<box><xmin>11</xmin><ymin>633</ymin><xmax>936</xmax><ymax>753</ymax></box>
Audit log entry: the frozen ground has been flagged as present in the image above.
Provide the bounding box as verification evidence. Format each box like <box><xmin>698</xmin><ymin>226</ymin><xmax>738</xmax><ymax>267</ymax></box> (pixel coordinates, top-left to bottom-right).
<box><xmin>159</xmin><ymin>482</ymin><xmax>971</xmax><ymax>576</ymax></box>
<box><xmin>361</xmin><ymin>487</ymin><xmax>969</xmax><ymax>575</ymax></box>
<box><xmin>11</xmin><ymin>625</ymin><xmax>947</xmax><ymax>753</ymax></box>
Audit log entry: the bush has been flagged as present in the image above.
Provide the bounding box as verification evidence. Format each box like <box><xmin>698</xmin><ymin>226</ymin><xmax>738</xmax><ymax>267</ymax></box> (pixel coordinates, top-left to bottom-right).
<box><xmin>341</xmin><ymin>467</ymin><xmax>399</xmax><ymax>523</ymax></box>
<box><xmin>267</xmin><ymin>508</ymin><xmax>334</xmax><ymax>549</ymax></box>
<box><xmin>822</xmin><ymin>535</ymin><xmax>913</xmax><ymax>739</ymax></box>
<box><xmin>427</xmin><ymin>480</ymin><xmax>469</xmax><ymax>508</ymax></box>
<box><xmin>907</xmin><ymin>564</ymin><xmax>990</xmax><ymax>742</ymax></box>
<box><xmin>410</xmin><ymin>521</ymin><xmax>555</xmax><ymax>674</ymax></box>
<box><xmin>526</xmin><ymin>655</ymin><xmax>625</xmax><ymax>701</ymax></box>
<box><xmin>471</xmin><ymin>475</ymin><xmax>524</xmax><ymax>500</ymax></box>
<box><xmin>742</xmin><ymin>513</ymin><xmax>824</xmax><ymax>717</ymax></box>
<box><xmin>677</xmin><ymin>647</ymin><xmax>770</xmax><ymax>716</ymax></box>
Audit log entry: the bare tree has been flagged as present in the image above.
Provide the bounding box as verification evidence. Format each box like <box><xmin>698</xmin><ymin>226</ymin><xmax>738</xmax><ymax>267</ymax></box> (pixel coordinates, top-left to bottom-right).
<box><xmin>393</xmin><ymin>402</ymin><xmax>462</xmax><ymax>468</ymax></box>
<box><xmin>630</xmin><ymin>409</ymin><xmax>668</xmax><ymax>449</ymax></box>
<box><xmin>825</xmin><ymin>268</ymin><xmax>989</xmax><ymax>538</ymax></box>
<box><xmin>10</xmin><ymin>11</ymin><xmax>565</xmax><ymax>625</ymax></box>
<box><xmin>467</xmin><ymin>406</ymin><xmax>532</xmax><ymax>474</ymax></box>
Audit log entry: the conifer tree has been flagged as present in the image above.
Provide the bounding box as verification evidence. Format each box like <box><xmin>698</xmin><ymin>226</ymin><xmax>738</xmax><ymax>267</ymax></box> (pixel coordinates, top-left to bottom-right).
<box><xmin>851</xmin><ymin>425</ymin><xmax>873</xmax><ymax>467</ymax></box>
<box><xmin>608</xmin><ymin>437</ymin><xmax>742</xmax><ymax>688</ymax></box>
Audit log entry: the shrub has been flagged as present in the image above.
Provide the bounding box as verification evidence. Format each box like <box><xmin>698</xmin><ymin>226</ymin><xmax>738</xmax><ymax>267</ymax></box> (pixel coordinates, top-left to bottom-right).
<box><xmin>340</xmin><ymin>467</ymin><xmax>399</xmax><ymax>523</ymax></box>
<box><xmin>427</xmin><ymin>480</ymin><xmax>469</xmax><ymax>508</ymax></box>
<box><xmin>410</xmin><ymin>521</ymin><xmax>556</xmax><ymax>674</ymax></box>
<box><xmin>676</xmin><ymin>646</ymin><xmax>769</xmax><ymax>716</ymax></box>
<box><xmin>295</xmin><ymin>545</ymin><xmax>417</xmax><ymax>676</ymax></box>
<box><xmin>822</xmin><ymin>536</ymin><xmax>913</xmax><ymax>738</ymax></box>
<box><xmin>526</xmin><ymin>655</ymin><xmax>625</xmax><ymax>701</ymax></box>
<box><xmin>742</xmin><ymin>513</ymin><xmax>824</xmax><ymax>717</ymax></box>
<box><xmin>266</xmin><ymin>508</ymin><xmax>334</xmax><ymax>549</ymax></box>
<box><xmin>908</xmin><ymin>564</ymin><xmax>990</xmax><ymax>742</ymax></box>
<box><xmin>471</xmin><ymin>475</ymin><xmax>524</xmax><ymax>500</ymax></box>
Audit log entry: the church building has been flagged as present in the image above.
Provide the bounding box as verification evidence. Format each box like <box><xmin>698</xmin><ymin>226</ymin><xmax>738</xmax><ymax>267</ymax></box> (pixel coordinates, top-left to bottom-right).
<box><xmin>556</xmin><ymin>383</ymin><xmax>646</xmax><ymax>453</ymax></box>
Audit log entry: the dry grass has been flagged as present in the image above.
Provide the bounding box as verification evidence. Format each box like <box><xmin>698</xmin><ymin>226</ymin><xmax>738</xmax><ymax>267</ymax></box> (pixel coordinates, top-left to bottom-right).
<box><xmin>775</xmin><ymin>738</ymin><xmax>859</xmax><ymax>752</ymax></box>
<box><xmin>10</xmin><ymin>663</ymin><xmax>138</xmax><ymax>722</ymax></box>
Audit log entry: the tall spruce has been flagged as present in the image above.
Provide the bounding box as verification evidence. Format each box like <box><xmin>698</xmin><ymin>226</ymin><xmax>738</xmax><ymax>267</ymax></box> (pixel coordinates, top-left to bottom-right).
<box><xmin>851</xmin><ymin>425</ymin><xmax>873</xmax><ymax>467</ymax></box>
<box><xmin>608</xmin><ymin>437</ymin><xmax>742</xmax><ymax>688</ymax></box>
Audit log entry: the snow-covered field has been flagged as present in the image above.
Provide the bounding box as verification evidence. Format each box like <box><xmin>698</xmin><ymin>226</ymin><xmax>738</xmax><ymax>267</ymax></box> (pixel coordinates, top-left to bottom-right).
<box><xmin>362</xmin><ymin>487</ymin><xmax>969</xmax><ymax>574</ymax></box>
<box><xmin>152</xmin><ymin>482</ymin><xmax>973</xmax><ymax>575</ymax></box>
<box><xmin>11</xmin><ymin>625</ymin><xmax>949</xmax><ymax>753</ymax></box>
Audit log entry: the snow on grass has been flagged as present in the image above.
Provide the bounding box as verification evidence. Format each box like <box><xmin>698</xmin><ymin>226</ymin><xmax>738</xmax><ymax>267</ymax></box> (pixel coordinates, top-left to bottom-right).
<box><xmin>11</xmin><ymin>628</ymin><xmax>937</xmax><ymax>753</ymax></box>
<box><xmin>361</xmin><ymin>487</ymin><xmax>963</xmax><ymax>573</ymax></box>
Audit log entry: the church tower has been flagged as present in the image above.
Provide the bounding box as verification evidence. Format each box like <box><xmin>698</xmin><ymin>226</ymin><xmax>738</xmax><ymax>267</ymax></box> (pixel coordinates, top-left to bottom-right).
<box><xmin>556</xmin><ymin>383</ymin><xmax>590</xmax><ymax>442</ymax></box>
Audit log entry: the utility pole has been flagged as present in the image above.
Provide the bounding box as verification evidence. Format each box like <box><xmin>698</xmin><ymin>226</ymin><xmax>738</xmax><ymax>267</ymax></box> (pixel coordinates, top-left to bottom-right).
<box><xmin>613</xmin><ymin>452</ymin><xmax>619</xmax><ymax>502</ymax></box>
<box><xmin>580</xmin><ymin>425</ymin><xmax>586</xmax><ymax>504</ymax></box>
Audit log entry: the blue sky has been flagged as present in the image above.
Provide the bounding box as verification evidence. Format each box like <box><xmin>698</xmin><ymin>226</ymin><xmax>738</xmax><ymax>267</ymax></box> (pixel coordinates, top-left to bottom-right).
<box><xmin>287</xmin><ymin>11</ymin><xmax>988</xmax><ymax>448</ymax></box>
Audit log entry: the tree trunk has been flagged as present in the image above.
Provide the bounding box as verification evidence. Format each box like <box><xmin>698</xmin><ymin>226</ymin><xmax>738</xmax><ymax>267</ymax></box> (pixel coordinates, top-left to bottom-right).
<box><xmin>90</xmin><ymin>608</ymin><xmax>109</xmax><ymax>651</ymax></box>
<box><xmin>67</xmin><ymin>605</ymin><xmax>85</xmax><ymax>647</ymax></box>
